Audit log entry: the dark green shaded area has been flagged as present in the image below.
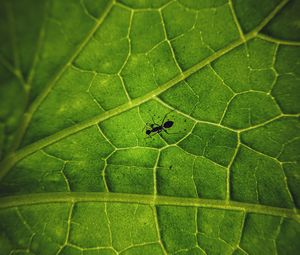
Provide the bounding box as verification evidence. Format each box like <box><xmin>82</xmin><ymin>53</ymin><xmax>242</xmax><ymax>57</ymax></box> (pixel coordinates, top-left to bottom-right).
<box><xmin>171</xmin><ymin>29</ymin><xmax>213</xmax><ymax>70</ymax></box>
<box><xmin>107</xmin><ymin>203</ymin><xmax>158</xmax><ymax>251</ymax></box>
<box><xmin>160</xmin><ymin>66</ymin><xmax>234</xmax><ymax>123</ymax></box>
<box><xmin>231</xmin><ymin>145</ymin><xmax>294</xmax><ymax>208</ymax></box>
<box><xmin>283</xmin><ymin>162</ymin><xmax>300</xmax><ymax>208</ymax></box>
<box><xmin>157</xmin><ymin>206</ymin><xmax>198</xmax><ymax>253</ymax></box>
<box><xmin>233</xmin><ymin>0</ymin><xmax>281</xmax><ymax>33</ymax></box>
<box><xmin>262</xmin><ymin>0</ymin><xmax>300</xmax><ymax>41</ymax></box>
<box><xmin>178</xmin><ymin>0</ymin><xmax>227</xmax><ymax>9</ymax></box>
<box><xmin>213</xmin><ymin>40</ymin><xmax>277</xmax><ymax>93</ymax></box>
<box><xmin>275</xmin><ymin>45</ymin><xmax>300</xmax><ymax>76</ymax></box>
<box><xmin>90</xmin><ymin>74</ymin><xmax>129</xmax><ymax>110</ymax></box>
<box><xmin>162</xmin><ymin>1</ymin><xmax>196</xmax><ymax>39</ymax></box>
<box><xmin>273</xmin><ymin>74</ymin><xmax>300</xmax><ymax>114</ymax></box>
<box><xmin>240</xmin><ymin>214</ymin><xmax>300</xmax><ymax>255</ymax></box>
<box><xmin>197</xmin><ymin>208</ymin><xmax>244</xmax><ymax>255</ymax></box>
<box><xmin>241</xmin><ymin>117</ymin><xmax>300</xmax><ymax>160</ymax></box>
<box><xmin>122</xmin><ymin>54</ymin><xmax>158</xmax><ymax>98</ymax></box>
<box><xmin>74</xmin><ymin>5</ymin><xmax>130</xmax><ymax>73</ymax></box>
<box><xmin>157</xmin><ymin>146</ymin><xmax>227</xmax><ymax>199</ymax></box>
<box><xmin>222</xmin><ymin>92</ymin><xmax>281</xmax><ymax>129</ymax></box>
<box><xmin>272</xmin><ymin>45</ymin><xmax>300</xmax><ymax>114</ymax></box>
<box><xmin>84</xmin><ymin>0</ymin><xmax>111</xmax><ymax>19</ymax></box>
<box><xmin>106</xmin><ymin>148</ymin><xmax>157</xmax><ymax>194</ymax></box>
<box><xmin>240</xmin><ymin>213</ymin><xmax>282</xmax><ymax>254</ymax></box>
<box><xmin>118</xmin><ymin>0</ymin><xmax>170</xmax><ymax>9</ymax></box>
<box><xmin>0</xmin><ymin>203</ymin><xmax>69</xmax><ymax>255</ymax></box>
<box><xmin>276</xmin><ymin>218</ymin><xmax>300</xmax><ymax>255</ymax></box>
<box><xmin>70</xmin><ymin>203</ymin><xmax>110</xmax><ymax>248</ymax></box>
<box><xmin>0</xmin><ymin>150</ymin><xmax>66</xmax><ymax>196</ymax></box>
<box><xmin>130</xmin><ymin>11</ymin><xmax>164</xmax><ymax>54</ymax></box>
<box><xmin>22</xmin><ymin>67</ymin><xmax>102</xmax><ymax>147</ymax></box>
<box><xmin>29</xmin><ymin>0</ymin><xmax>102</xmax><ymax>99</ymax></box>
<box><xmin>147</xmin><ymin>42</ymin><xmax>181</xmax><ymax>85</ymax></box>
<box><xmin>1</xmin><ymin>127</ymin><xmax>113</xmax><ymax>195</ymax></box>
<box><xmin>193</xmin><ymin>157</ymin><xmax>227</xmax><ymax>199</ymax></box>
<box><xmin>0</xmin><ymin>75</ymin><xmax>26</xmax><ymax>159</ymax></box>
<box><xmin>178</xmin><ymin>123</ymin><xmax>237</xmax><ymax>166</ymax></box>
<box><xmin>157</xmin><ymin>147</ymin><xmax>198</xmax><ymax>198</ymax></box>
<box><xmin>121</xmin><ymin>244</ymin><xmax>164</xmax><ymax>255</ymax></box>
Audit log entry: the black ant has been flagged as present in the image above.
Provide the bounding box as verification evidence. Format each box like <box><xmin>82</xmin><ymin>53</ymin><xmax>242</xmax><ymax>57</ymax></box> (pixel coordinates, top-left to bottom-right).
<box><xmin>144</xmin><ymin>110</ymin><xmax>174</xmax><ymax>137</ymax></box>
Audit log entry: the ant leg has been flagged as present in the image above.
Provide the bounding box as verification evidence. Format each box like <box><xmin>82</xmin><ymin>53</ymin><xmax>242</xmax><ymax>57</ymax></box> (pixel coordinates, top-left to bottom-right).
<box><xmin>142</xmin><ymin>122</ymin><xmax>156</xmax><ymax>132</ymax></box>
<box><xmin>142</xmin><ymin>124</ymin><xmax>150</xmax><ymax>132</ymax></box>
<box><xmin>147</xmin><ymin>113</ymin><xmax>160</xmax><ymax>126</ymax></box>
<box><xmin>161</xmin><ymin>109</ymin><xmax>175</xmax><ymax>125</ymax></box>
<box><xmin>144</xmin><ymin>133</ymin><xmax>152</xmax><ymax>139</ymax></box>
<box><xmin>163</xmin><ymin>129</ymin><xmax>183</xmax><ymax>135</ymax></box>
<box><xmin>144</xmin><ymin>131</ymin><xmax>160</xmax><ymax>139</ymax></box>
<box><xmin>151</xmin><ymin>116</ymin><xmax>160</xmax><ymax>126</ymax></box>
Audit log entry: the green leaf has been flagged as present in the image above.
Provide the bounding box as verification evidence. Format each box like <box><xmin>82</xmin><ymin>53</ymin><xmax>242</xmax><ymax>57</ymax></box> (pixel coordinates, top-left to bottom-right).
<box><xmin>0</xmin><ymin>0</ymin><xmax>299</xmax><ymax>254</ymax></box>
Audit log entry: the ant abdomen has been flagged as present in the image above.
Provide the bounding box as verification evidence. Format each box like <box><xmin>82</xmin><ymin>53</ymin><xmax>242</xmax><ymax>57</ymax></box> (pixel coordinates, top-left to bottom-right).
<box><xmin>163</xmin><ymin>120</ymin><xmax>174</xmax><ymax>128</ymax></box>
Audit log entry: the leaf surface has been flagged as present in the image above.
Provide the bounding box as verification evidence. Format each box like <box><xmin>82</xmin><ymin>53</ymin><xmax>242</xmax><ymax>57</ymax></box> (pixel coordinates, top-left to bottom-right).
<box><xmin>0</xmin><ymin>0</ymin><xmax>299</xmax><ymax>254</ymax></box>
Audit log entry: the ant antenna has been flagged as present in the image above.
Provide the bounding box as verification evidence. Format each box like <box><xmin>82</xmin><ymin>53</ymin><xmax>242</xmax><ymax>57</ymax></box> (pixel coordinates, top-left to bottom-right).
<box><xmin>161</xmin><ymin>109</ymin><xmax>175</xmax><ymax>124</ymax></box>
<box><xmin>147</xmin><ymin>112</ymin><xmax>159</xmax><ymax>126</ymax></box>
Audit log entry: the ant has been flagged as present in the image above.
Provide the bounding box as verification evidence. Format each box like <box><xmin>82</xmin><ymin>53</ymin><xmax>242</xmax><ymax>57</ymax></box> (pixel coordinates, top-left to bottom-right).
<box><xmin>144</xmin><ymin>110</ymin><xmax>174</xmax><ymax>137</ymax></box>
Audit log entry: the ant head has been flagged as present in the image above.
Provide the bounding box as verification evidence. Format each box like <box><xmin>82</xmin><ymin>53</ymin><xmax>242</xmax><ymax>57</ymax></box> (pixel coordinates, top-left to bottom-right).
<box><xmin>146</xmin><ymin>130</ymin><xmax>151</xmax><ymax>135</ymax></box>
